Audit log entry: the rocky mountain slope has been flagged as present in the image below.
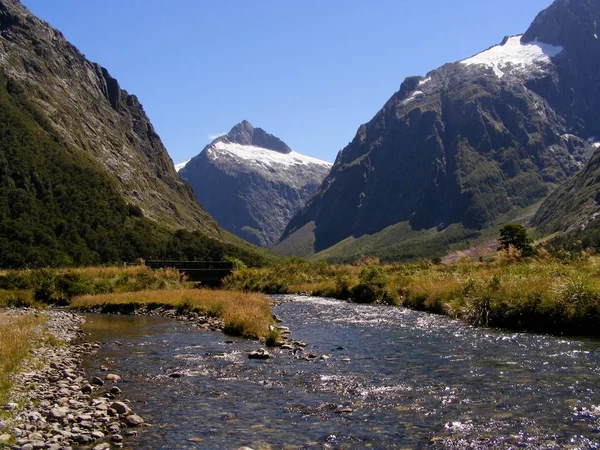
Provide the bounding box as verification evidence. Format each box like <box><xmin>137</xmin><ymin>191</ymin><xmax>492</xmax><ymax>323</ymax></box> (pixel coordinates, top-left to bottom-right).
<box><xmin>277</xmin><ymin>0</ymin><xmax>599</xmax><ymax>261</ymax></box>
<box><xmin>533</xmin><ymin>141</ymin><xmax>600</xmax><ymax>235</ymax></box>
<box><xmin>0</xmin><ymin>0</ymin><xmax>218</xmax><ymax>233</ymax></box>
<box><xmin>0</xmin><ymin>0</ymin><xmax>269</xmax><ymax>267</ymax></box>
<box><xmin>179</xmin><ymin>121</ymin><xmax>332</xmax><ymax>247</ymax></box>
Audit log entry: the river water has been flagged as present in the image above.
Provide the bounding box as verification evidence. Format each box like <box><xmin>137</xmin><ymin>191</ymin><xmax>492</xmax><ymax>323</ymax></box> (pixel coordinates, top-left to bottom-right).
<box><xmin>80</xmin><ymin>296</ymin><xmax>600</xmax><ymax>449</ymax></box>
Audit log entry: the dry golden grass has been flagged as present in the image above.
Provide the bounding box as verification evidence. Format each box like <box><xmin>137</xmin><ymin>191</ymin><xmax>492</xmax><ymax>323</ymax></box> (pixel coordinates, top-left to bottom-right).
<box><xmin>0</xmin><ymin>313</ymin><xmax>47</xmax><ymax>403</ymax></box>
<box><xmin>71</xmin><ymin>289</ymin><xmax>272</xmax><ymax>339</ymax></box>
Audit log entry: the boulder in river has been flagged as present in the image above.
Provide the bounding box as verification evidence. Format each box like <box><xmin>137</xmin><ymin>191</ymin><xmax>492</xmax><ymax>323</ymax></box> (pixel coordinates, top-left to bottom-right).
<box><xmin>125</xmin><ymin>414</ymin><xmax>144</xmax><ymax>427</ymax></box>
<box><xmin>109</xmin><ymin>401</ymin><xmax>131</xmax><ymax>415</ymax></box>
<box><xmin>248</xmin><ymin>349</ymin><xmax>270</xmax><ymax>360</ymax></box>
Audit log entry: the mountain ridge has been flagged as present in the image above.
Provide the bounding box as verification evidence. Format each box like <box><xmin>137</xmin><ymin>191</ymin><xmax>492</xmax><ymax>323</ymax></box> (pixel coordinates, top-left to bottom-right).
<box><xmin>180</xmin><ymin>122</ymin><xmax>332</xmax><ymax>247</ymax></box>
<box><xmin>0</xmin><ymin>0</ymin><xmax>221</xmax><ymax>234</ymax></box>
<box><xmin>277</xmin><ymin>0</ymin><xmax>598</xmax><ymax>261</ymax></box>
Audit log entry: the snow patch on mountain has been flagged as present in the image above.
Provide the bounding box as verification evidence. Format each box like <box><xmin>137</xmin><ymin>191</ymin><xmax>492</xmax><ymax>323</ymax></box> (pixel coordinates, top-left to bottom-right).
<box><xmin>209</xmin><ymin>141</ymin><xmax>332</xmax><ymax>169</ymax></box>
<box><xmin>175</xmin><ymin>159</ymin><xmax>191</xmax><ymax>172</ymax></box>
<box><xmin>402</xmin><ymin>90</ymin><xmax>425</xmax><ymax>105</ymax></box>
<box><xmin>460</xmin><ymin>35</ymin><xmax>563</xmax><ymax>78</ymax></box>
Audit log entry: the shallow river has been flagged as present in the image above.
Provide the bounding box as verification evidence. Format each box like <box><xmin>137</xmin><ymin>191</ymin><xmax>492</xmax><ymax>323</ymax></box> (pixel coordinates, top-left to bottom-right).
<box><xmin>80</xmin><ymin>296</ymin><xmax>600</xmax><ymax>449</ymax></box>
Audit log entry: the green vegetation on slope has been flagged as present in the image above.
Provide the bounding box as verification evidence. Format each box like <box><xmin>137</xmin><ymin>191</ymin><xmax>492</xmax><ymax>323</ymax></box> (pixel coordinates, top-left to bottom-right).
<box><xmin>305</xmin><ymin>203</ymin><xmax>541</xmax><ymax>263</ymax></box>
<box><xmin>0</xmin><ymin>74</ymin><xmax>269</xmax><ymax>268</ymax></box>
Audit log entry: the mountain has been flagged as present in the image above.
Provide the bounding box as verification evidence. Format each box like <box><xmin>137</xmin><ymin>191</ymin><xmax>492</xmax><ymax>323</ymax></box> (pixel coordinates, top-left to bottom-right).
<box><xmin>276</xmin><ymin>0</ymin><xmax>599</xmax><ymax>262</ymax></box>
<box><xmin>0</xmin><ymin>0</ymin><xmax>269</xmax><ymax>267</ymax></box>
<box><xmin>179</xmin><ymin>121</ymin><xmax>332</xmax><ymax>247</ymax></box>
<box><xmin>0</xmin><ymin>0</ymin><xmax>220</xmax><ymax>232</ymax></box>
<box><xmin>533</xmin><ymin>141</ymin><xmax>600</xmax><ymax>235</ymax></box>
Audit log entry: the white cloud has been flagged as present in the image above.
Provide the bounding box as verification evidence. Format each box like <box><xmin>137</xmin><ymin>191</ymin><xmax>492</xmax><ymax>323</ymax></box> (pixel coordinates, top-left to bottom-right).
<box><xmin>208</xmin><ymin>132</ymin><xmax>227</xmax><ymax>140</ymax></box>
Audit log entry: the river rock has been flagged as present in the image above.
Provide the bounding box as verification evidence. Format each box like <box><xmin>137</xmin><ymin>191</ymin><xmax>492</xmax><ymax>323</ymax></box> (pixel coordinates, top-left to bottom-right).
<box><xmin>91</xmin><ymin>377</ymin><xmax>104</xmax><ymax>386</ymax></box>
<box><xmin>93</xmin><ymin>443</ymin><xmax>111</xmax><ymax>450</ymax></box>
<box><xmin>124</xmin><ymin>414</ymin><xmax>144</xmax><ymax>426</ymax></box>
<box><xmin>109</xmin><ymin>402</ymin><xmax>131</xmax><ymax>415</ymax></box>
<box><xmin>110</xmin><ymin>386</ymin><xmax>122</xmax><ymax>395</ymax></box>
<box><xmin>48</xmin><ymin>407</ymin><xmax>68</xmax><ymax>420</ymax></box>
<box><xmin>0</xmin><ymin>433</ymin><xmax>10</xmax><ymax>443</ymax></box>
<box><xmin>94</xmin><ymin>443</ymin><xmax>111</xmax><ymax>450</ymax></box>
<box><xmin>248</xmin><ymin>349</ymin><xmax>270</xmax><ymax>360</ymax></box>
<box><xmin>105</xmin><ymin>374</ymin><xmax>121</xmax><ymax>382</ymax></box>
<box><xmin>90</xmin><ymin>430</ymin><xmax>105</xmax><ymax>439</ymax></box>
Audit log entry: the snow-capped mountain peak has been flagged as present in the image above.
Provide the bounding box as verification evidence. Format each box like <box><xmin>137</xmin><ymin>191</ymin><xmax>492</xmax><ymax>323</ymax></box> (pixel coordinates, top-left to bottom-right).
<box><xmin>179</xmin><ymin>121</ymin><xmax>332</xmax><ymax>247</ymax></box>
<box><xmin>460</xmin><ymin>35</ymin><xmax>563</xmax><ymax>78</ymax></box>
<box><xmin>175</xmin><ymin>159</ymin><xmax>191</xmax><ymax>172</ymax></box>
<box><xmin>209</xmin><ymin>141</ymin><xmax>331</xmax><ymax>170</ymax></box>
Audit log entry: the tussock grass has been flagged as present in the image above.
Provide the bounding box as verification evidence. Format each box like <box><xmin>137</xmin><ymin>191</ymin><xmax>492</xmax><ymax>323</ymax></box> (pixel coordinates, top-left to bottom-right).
<box><xmin>0</xmin><ymin>313</ymin><xmax>47</xmax><ymax>404</ymax></box>
<box><xmin>71</xmin><ymin>289</ymin><xmax>272</xmax><ymax>339</ymax></box>
<box><xmin>0</xmin><ymin>266</ymin><xmax>189</xmax><ymax>305</ymax></box>
<box><xmin>0</xmin><ymin>290</ymin><xmax>41</xmax><ymax>308</ymax></box>
<box><xmin>224</xmin><ymin>255</ymin><xmax>600</xmax><ymax>336</ymax></box>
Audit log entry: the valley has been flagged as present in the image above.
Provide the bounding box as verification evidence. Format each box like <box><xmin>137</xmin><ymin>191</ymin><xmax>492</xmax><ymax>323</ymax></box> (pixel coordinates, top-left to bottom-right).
<box><xmin>1</xmin><ymin>0</ymin><xmax>600</xmax><ymax>448</ymax></box>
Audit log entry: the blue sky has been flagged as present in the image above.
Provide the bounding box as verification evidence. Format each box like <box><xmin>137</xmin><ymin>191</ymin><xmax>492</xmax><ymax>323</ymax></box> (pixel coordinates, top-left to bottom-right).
<box><xmin>22</xmin><ymin>0</ymin><xmax>553</xmax><ymax>164</ymax></box>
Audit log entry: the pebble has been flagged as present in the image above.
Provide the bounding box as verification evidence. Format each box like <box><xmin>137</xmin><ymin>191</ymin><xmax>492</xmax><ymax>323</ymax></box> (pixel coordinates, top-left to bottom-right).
<box><xmin>105</xmin><ymin>374</ymin><xmax>121</xmax><ymax>382</ymax></box>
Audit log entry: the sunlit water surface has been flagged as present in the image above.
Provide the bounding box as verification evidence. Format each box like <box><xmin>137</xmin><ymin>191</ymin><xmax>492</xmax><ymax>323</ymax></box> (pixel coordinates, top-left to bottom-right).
<box><xmin>80</xmin><ymin>296</ymin><xmax>600</xmax><ymax>449</ymax></box>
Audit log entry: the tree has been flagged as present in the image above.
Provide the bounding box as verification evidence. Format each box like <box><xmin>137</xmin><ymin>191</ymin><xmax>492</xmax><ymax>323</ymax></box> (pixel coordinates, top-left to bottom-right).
<box><xmin>498</xmin><ymin>223</ymin><xmax>534</xmax><ymax>256</ymax></box>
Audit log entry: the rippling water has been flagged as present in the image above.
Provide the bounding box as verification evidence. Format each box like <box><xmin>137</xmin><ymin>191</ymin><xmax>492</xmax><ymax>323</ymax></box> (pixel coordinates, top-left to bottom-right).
<box><xmin>80</xmin><ymin>296</ymin><xmax>600</xmax><ymax>449</ymax></box>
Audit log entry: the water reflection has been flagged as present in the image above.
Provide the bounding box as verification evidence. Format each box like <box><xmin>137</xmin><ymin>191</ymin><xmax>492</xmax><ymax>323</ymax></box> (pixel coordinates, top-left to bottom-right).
<box><xmin>80</xmin><ymin>296</ymin><xmax>600</xmax><ymax>449</ymax></box>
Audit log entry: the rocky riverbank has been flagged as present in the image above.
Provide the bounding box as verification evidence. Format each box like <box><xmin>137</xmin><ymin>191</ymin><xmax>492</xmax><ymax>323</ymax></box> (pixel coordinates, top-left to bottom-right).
<box><xmin>72</xmin><ymin>304</ymin><xmax>225</xmax><ymax>333</ymax></box>
<box><xmin>0</xmin><ymin>309</ymin><xmax>145</xmax><ymax>450</ymax></box>
<box><xmin>73</xmin><ymin>304</ymin><xmax>313</xmax><ymax>360</ymax></box>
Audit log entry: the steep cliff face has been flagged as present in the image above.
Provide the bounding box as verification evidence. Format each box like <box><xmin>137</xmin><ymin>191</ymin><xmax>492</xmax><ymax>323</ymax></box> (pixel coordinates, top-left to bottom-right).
<box><xmin>0</xmin><ymin>0</ymin><xmax>219</xmax><ymax>234</ymax></box>
<box><xmin>278</xmin><ymin>0</ymin><xmax>598</xmax><ymax>260</ymax></box>
<box><xmin>179</xmin><ymin>121</ymin><xmax>332</xmax><ymax>247</ymax></box>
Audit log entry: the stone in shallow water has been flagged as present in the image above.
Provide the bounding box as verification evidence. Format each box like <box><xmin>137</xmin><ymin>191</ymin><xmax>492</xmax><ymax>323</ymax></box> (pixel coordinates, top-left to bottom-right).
<box><xmin>109</xmin><ymin>402</ymin><xmax>130</xmax><ymax>415</ymax></box>
<box><xmin>124</xmin><ymin>414</ymin><xmax>144</xmax><ymax>427</ymax></box>
<box><xmin>109</xmin><ymin>386</ymin><xmax>122</xmax><ymax>395</ymax></box>
<box><xmin>105</xmin><ymin>374</ymin><xmax>121</xmax><ymax>382</ymax></box>
<box><xmin>248</xmin><ymin>349</ymin><xmax>270</xmax><ymax>360</ymax></box>
<box><xmin>93</xmin><ymin>444</ymin><xmax>110</xmax><ymax>450</ymax></box>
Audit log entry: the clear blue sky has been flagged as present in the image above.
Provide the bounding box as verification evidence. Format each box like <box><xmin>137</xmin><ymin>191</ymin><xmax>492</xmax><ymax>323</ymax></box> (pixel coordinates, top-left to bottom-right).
<box><xmin>22</xmin><ymin>0</ymin><xmax>553</xmax><ymax>164</ymax></box>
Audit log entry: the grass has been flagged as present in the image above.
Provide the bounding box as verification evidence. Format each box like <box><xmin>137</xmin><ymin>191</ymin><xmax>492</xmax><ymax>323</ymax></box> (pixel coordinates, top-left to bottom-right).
<box><xmin>0</xmin><ymin>313</ymin><xmax>47</xmax><ymax>406</ymax></box>
<box><xmin>70</xmin><ymin>289</ymin><xmax>273</xmax><ymax>340</ymax></box>
<box><xmin>0</xmin><ymin>265</ymin><xmax>189</xmax><ymax>306</ymax></box>
<box><xmin>223</xmin><ymin>253</ymin><xmax>600</xmax><ymax>336</ymax></box>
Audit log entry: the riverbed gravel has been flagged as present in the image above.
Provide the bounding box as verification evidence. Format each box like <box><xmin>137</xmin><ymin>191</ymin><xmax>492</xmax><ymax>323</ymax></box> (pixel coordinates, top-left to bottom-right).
<box><xmin>0</xmin><ymin>309</ymin><xmax>145</xmax><ymax>450</ymax></box>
